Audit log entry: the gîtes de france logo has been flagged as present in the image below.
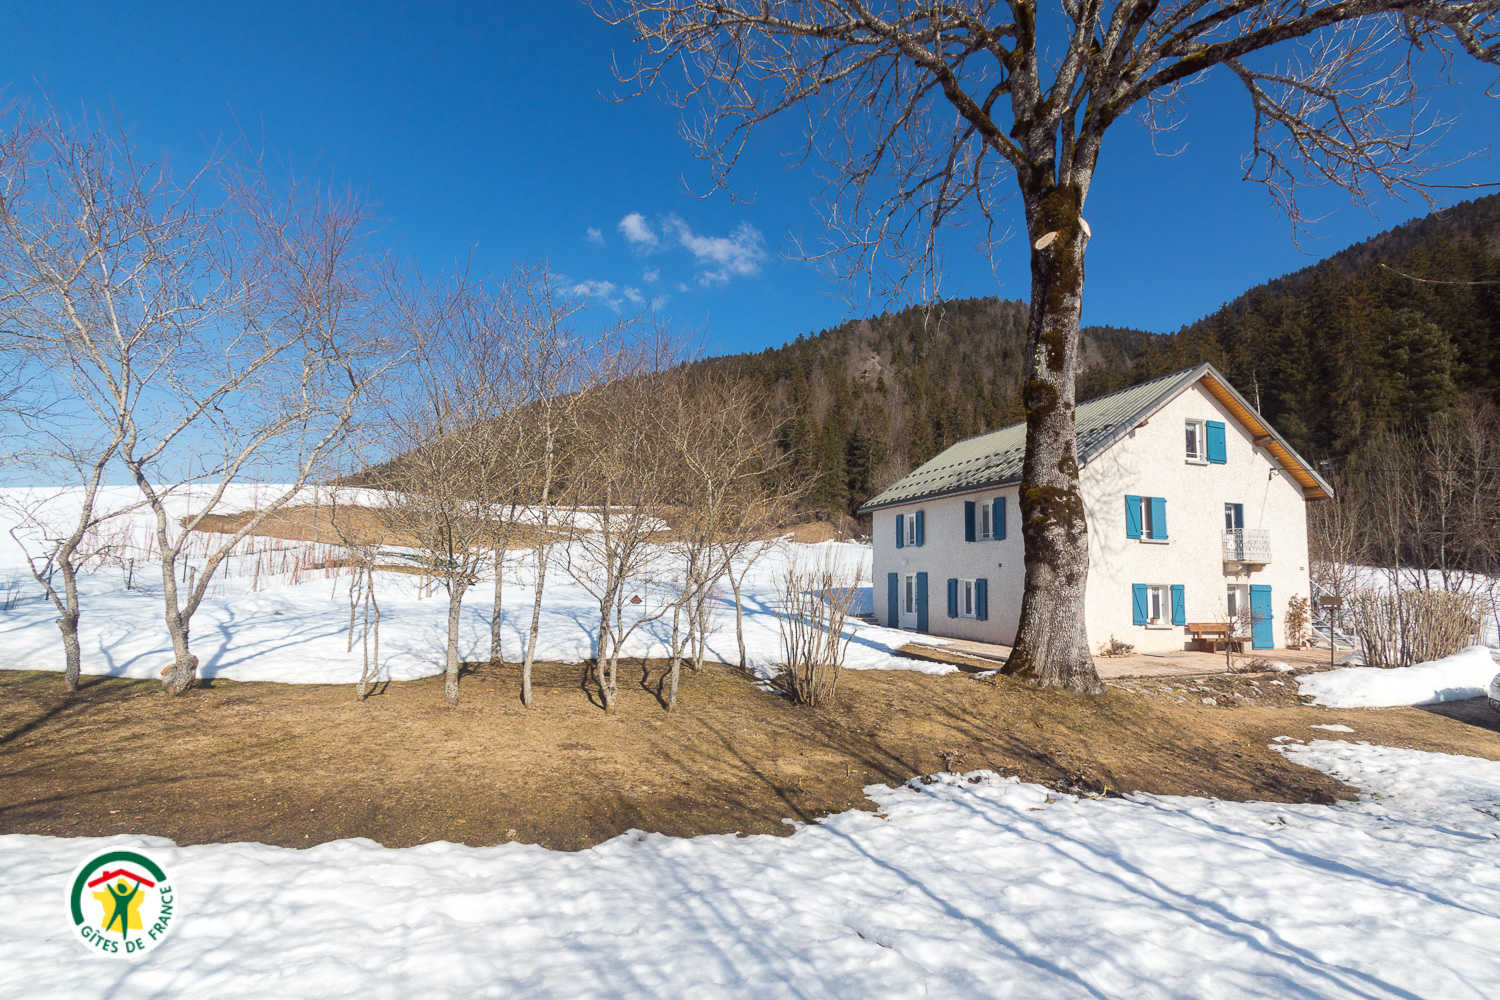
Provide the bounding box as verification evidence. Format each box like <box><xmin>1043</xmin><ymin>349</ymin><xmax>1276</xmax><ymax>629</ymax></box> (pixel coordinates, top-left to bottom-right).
<box><xmin>67</xmin><ymin>850</ymin><xmax>177</xmax><ymax>958</ymax></box>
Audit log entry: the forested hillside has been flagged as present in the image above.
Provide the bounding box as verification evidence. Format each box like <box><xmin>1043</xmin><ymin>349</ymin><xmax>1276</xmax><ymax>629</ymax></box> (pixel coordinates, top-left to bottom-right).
<box><xmin>701</xmin><ymin>298</ymin><xmax>1151</xmax><ymax>514</ymax></box>
<box><xmin>1098</xmin><ymin>193</ymin><xmax>1500</xmax><ymax>461</ymax></box>
<box><xmin>706</xmin><ymin>193</ymin><xmax>1500</xmax><ymax>516</ymax></box>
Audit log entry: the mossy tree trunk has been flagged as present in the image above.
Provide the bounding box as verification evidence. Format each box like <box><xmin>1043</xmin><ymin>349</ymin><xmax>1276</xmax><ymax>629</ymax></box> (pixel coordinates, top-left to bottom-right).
<box><xmin>1002</xmin><ymin>180</ymin><xmax>1104</xmax><ymax>694</ymax></box>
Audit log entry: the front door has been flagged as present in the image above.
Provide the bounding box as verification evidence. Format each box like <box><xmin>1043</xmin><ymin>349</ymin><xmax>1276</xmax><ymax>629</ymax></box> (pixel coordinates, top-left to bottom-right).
<box><xmin>1249</xmin><ymin>584</ymin><xmax>1274</xmax><ymax>649</ymax></box>
<box><xmin>900</xmin><ymin>574</ymin><xmax>918</xmax><ymax>629</ymax></box>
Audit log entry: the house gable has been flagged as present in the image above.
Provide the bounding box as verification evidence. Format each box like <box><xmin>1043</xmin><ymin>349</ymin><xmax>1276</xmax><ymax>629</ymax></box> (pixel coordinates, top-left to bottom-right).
<box><xmin>857</xmin><ymin>363</ymin><xmax>1331</xmax><ymax>514</ymax></box>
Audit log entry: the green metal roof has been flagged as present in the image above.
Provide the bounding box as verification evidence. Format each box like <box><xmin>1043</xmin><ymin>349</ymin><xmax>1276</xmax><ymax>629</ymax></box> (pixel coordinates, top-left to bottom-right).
<box><xmin>857</xmin><ymin>365</ymin><xmax>1216</xmax><ymax>513</ymax></box>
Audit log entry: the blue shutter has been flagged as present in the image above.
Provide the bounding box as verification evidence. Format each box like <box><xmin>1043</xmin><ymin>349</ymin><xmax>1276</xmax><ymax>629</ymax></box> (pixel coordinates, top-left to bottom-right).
<box><xmin>1206</xmin><ymin>421</ymin><xmax>1227</xmax><ymax>464</ymax></box>
<box><xmin>886</xmin><ymin>573</ymin><xmax>898</xmax><ymax>627</ymax></box>
<box><xmin>964</xmin><ymin>502</ymin><xmax>975</xmax><ymax>542</ymax></box>
<box><xmin>1124</xmin><ymin>495</ymin><xmax>1142</xmax><ymax>539</ymax></box>
<box><xmin>1131</xmin><ymin>584</ymin><xmax>1148</xmax><ymax>626</ymax></box>
<box><xmin>947</xmin><ymin>578</ymin><xmax>958</xmax><ymax>618</ymax></box>
<box><xmin>914</xmin><ymin>510</ymin><xmax>925</xmax><ymax>546</ymax></box>
<box><xmin>976</xmin><ymin>578</ymin><xmax>988</xmax><ymax>621</ymax></box>
<box><xmin>1170</xmin><ymin>584</ymin><xmax>1186</xmax><ymax>626</ymax></box>
<box><xmin>1250</xmin><ymin>585</ymin><xmax>1274</xmax><ymax>649</ymax></box>
<box><xmin>1149</xmin><ymin>496</ymin><xmax>1168</xmax><ymax>540</ymax></box>
<box><xmin>993</xmin><ymin>497</ymin><xmax>1006</xmax><ymax>540</ymax></box>
<box><xmin>895</xmin><ymin>514</ymin><xmax>904</xmax><ymax>549</ymax></box>
<box><xmin>916</xmin><ymin>572</ymin><xmax>929</xmax><ymax>632</ymax></box>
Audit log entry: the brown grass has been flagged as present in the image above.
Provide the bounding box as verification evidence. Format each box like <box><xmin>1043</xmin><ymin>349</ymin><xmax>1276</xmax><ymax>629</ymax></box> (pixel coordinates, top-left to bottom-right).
<box><xmin>188</xmin><ymin>503</ymin><xmax>564</xmax><ymax>550</ymax></box>
<box><xmin>2</xmin><ymin>662</ymin><xmax>1497</xmax><ymax>851</ymax></box>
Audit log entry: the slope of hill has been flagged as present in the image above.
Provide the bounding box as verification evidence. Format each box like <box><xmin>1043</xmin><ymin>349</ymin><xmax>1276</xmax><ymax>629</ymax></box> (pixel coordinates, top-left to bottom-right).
<box><xmin>702</xmin><ymin>297</ymin><xmax>1152</xmax><ymax>514</ymax></box>
<box><xmin>707</xmin><ymin>193</ymin><xmax>1500</xmax><ymax>516</ymax></box>
<box><xmin>1098</xmin><ymin>193</ymin><xmax>1500</xmax><ymax>461</ymax></box>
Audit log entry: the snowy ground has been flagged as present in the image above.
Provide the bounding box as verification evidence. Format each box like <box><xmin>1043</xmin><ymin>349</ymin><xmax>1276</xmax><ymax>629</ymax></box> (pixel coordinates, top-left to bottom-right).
<box><xmin>1299</xmin><ymin>645</ymin><xmax>1500</xmax><ymax>708</ymax></box>
<box><xmin>0</xmin><ymin>485</ymin><xmax>947</xmax><ymax>685</ymax></box>
<box><xmin>3</xmin><ymin>739</ymin><xmax>1498</xmax><ymax>998</ymax></box>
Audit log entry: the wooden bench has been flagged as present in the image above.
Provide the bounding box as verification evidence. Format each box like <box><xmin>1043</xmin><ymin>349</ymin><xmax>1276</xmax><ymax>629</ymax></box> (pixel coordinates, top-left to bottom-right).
<box><xmin>1185</xmin><ymin>622</ymin><xmax>1242</xmax><ymax>654</ymax></box>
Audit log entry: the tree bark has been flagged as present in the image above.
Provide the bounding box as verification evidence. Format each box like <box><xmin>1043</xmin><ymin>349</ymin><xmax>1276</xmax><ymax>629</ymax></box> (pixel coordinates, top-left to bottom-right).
<box><xmin>444</xmin><ymin>584</ymin><xmax>464</xmax><ymax>706</ymax></box>
<box><xmin>58</xmin><ymin>605</ymin><xmax>82</xmax><ymax>693</ymax></box>
<box><xmin>1002</xmin><ymin>182</ymin><xmax>1104</xmax><ymax>694</ymax></box>
<box><xmin>159</xmin><ymin>552</ymin><xmax>200</xmax><ymax>695</ymax></box>
<box><xmin>521</xmin><ymin>432</ymin><xmax>555</xmax><ymax>708</ymax></box>
<box><xmin>490</xmin><ymin>543</ymin><xmax>505</xmax><ymax>664</ymax></box>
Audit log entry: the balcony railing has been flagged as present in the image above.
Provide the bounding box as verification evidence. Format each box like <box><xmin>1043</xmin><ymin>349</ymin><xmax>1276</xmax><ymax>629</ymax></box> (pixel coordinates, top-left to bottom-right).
<box><xmin>1223</xmin><ymin>528</ymin><xmax>1272</xmax><ymax>564</ymax></box>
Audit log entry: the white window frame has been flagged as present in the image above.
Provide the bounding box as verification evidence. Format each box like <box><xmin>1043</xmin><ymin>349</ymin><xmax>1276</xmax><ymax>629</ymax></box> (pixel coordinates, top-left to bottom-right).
<box><xmin>905</xmin><ymin>514</ymin><xmax>917</xmax><ymax>547</ymax></box>
<box><xmin>904</xmin><ymin>574</ymin><xmax>917</xmax><ymax>615</ymax></box>
<box><xmin>1145</xmin><ymin>583</ymin><xmax>1172</xmax><ymax>628</ymax></box>
<box><xmin>959</xmin><ymin>578</ymin><xmax>978</xmax><ymax>619</ymax></box>
<box><xmin>978</xmin><ymin>501</ymin><xmax>992</xmax><ymax>540</ymax></box>
<box><xmin>1226</xmin><ymin>584</ymin><xmax>1251</xmax><ymax>637</ymax></box>
<box><xmin>1185</xmin><ymin>419</ymin><xmax>1206</xmax><ymax>464</ymax></box>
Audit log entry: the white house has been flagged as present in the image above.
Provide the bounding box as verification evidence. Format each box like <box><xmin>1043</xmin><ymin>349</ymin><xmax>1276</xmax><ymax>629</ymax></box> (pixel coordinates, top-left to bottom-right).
<box><xmin>857</xmin><ymin>364</ymin><xmax>1332</xmax><ymax>653</ymax></box>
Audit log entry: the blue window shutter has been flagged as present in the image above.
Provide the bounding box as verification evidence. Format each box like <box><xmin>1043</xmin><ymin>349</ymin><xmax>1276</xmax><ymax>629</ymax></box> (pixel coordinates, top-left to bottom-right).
<box><xmin>947</xmin><ymin>578</ymin><xmax>958</xmax><ymax>618</ymax></box>
<box><xmin>1124</xmin><ymin>495</ymin><xmax>1142</xmax><ymax>539</ymax></box>
<box><xmin>916</xmin><ymin>572</ymin><xmax>929</xmax><ymax>632</ymax></box>
<box><xmin>1170</xmin><ymin>584</ymin><xmax>1186</xmax><ymax>626</ymax></box>
<box><xmin>895</xmin><ymin>513</ymin><xmax>904</xmax><ymax>549</ymax></box>
<box><xmin>887</xmin><ymin>573</ymin><xmax>899</xmax><ymax>627</ymax></box>
<box><xmin>915</xmin><ymin>510</ymin><xmax>925</xmax><ymax>546</ymax></box>
<box><xmin>976</xmin><ymin>578</ymin><xmax>988</xmax><ymax>621</ymax></box>
<box><xmin>1149</xmin><ymin>496</ymin><xmax>1168</xmax><ymax>540</ymax></box>
<box><xmin>1206</xmin><ymin>421</ymin><xmax>1227</xmax><ymax>464</ymax></box>
<box><xmin>1132</xmin><ymin>584</ymin><xmax>1148</xmax><ymax>626</ymax></box>
<box><xmin>993</xmin><ymin>497</ymin><xmax>1005</xmax><ymax>540</ymax></box>
<box><xmin>964</xmin><ymin>502</ymin><xmax>975</xmax><ymax>542</ymax></box>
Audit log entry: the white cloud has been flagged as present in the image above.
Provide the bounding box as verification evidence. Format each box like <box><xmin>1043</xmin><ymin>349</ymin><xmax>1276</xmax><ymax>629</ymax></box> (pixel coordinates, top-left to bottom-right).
<box><xmin>570</xmin><ymin>279</ymin><xmax>623</xmax><ymax>311</ymax></box>
<box><xmin>618</xmin><ymin>212</ymin><xmax>658</xmax><ymax>248</ymax></box>
<box><xmin>622</xmin><ymin>286</ymin><xmax>644</xmax><ymax>305</ymax></box>
<box><xmin>663</xmin><ymin>214</ymin><xmax>766</xmax><ymax>284</ymax></box>
<box><xmin>641</xmin><ymin>268</ymin><xmax>660</xmax><ymax>284</ymax></box>
<box><xmin>585</xmin><ymin>227</ymin><xmax>604</xmax><ymax>246</ymax></box>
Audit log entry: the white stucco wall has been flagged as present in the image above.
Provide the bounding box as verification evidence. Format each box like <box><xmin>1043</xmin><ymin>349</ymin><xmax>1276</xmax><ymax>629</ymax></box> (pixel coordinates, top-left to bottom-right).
<box><xmin>869</xmin><ymin>380</ymin><xmax>1315</xmax><ymax>654</ymax></box>
<box><xmin>870</xmin><ymin>487</ymin><xmax>1026</xmax><ymax>644</ymax></box>
<box><xmin>1080</xmin><ymin>383</ymin><xmax>1312</xmax><ymax>653</ymax></box>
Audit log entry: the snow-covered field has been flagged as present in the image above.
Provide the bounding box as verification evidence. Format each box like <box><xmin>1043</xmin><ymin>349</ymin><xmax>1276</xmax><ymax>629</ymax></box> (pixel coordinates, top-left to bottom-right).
<box><xmin>0</xmin><ymin>485</ymin><xmax>947</xmax><ymax>685</ymax></box>
<box><xmin>1299</xmin><ymin>645</ymin><xmax>1500</xmax><ymax>708</ymax></box>
<box><xmin>3</xmin><ymin>740</ymin><xmax>1498</xmax><ymax>998</ymax></box>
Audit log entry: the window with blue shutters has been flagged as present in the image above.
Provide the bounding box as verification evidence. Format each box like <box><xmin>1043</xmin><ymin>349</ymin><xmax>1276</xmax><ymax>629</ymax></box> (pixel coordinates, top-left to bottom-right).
<box><xmin>1127</xmin><ymin>495</ymin><xmax>1168</xmax><ymax>541</ymax></box>
<box><xmin>954</xmin><ymin>578</ymin><xmax>988</xmax><ymax>620</ymax></box>
<box><xmin>1206</xmin><ymin>421</ymin><xmax>1227</xmax><ymax>464</ymax></box>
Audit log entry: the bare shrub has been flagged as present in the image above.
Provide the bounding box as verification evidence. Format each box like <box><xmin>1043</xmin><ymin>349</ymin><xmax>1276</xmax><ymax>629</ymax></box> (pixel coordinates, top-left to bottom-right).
<box><xmin>1284</xmin><ymin>596</ymin><xmax>1311</xmax><ymax>649</ymax></box>
<box><xmin>1097</xmin><ymin>636</ymin><xmax>1133</xmax><ymax>658</ymax></box>
<box><xmin>1348</xmin><ymin>588</ymin><xmax>1482</xmax><ymax>669</ymax></box>
<box><xmin>773</xmin><ymin>550</ymin><xmax>863</xmax><ymax>707</ymax></box>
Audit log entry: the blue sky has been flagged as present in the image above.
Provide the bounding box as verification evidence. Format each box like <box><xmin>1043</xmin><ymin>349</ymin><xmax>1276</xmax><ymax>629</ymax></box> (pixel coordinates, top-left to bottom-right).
<box><xmin>8</xmin><ymin>2</ymin><xmax>1499</xmax><ymax>357</ymax></box>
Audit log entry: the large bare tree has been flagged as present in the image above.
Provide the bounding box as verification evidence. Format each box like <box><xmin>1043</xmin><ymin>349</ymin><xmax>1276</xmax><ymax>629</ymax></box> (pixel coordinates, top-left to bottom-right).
<box><xmin>598</xmin><ymin>0</ymin><xmax>1500</xmax><ymax>692</ymax></box>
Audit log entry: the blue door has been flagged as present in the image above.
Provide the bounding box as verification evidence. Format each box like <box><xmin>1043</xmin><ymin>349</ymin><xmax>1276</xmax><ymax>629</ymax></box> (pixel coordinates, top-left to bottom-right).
<box><xmin>1249</xmin><ymin>585</ymin><xmax>1273</xmax><ymax>650</ymax></box>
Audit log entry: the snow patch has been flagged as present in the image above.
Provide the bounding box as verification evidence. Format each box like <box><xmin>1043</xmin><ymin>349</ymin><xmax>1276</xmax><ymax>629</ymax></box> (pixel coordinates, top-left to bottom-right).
<box><xmin>1298</xmin><ymin>645</ymin><xmax>1499</xmax><ymax>708</ymax></box>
